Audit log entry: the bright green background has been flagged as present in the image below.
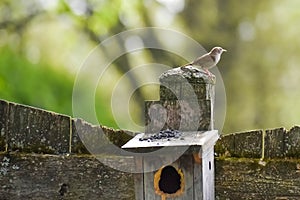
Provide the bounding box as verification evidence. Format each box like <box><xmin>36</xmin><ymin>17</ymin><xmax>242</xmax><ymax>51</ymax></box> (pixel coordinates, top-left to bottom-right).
<box><xmin>1</xmin><ymin>0</ymin><xmax>300</xmax><ymax>133</ymax></box>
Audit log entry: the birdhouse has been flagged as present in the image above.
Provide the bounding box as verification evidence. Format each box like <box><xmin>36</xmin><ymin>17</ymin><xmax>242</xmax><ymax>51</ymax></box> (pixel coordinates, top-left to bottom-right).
<box><xmin>122</xmin><ymin>66</ymin><xmax>219</xmax><ymax>200</ymax></box>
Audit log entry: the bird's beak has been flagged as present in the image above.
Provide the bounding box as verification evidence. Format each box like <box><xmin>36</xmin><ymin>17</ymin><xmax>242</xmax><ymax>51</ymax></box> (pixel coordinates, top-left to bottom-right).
<box><xmin>222</xmin><ymin>49</ymin><xmax>227</xmax><ymax>52</ymax></box>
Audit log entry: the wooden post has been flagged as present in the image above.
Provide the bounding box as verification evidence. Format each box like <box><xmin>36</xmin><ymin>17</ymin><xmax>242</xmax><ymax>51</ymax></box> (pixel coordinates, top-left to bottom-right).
<box><xmin>145</xmin><ymin>66</ymin><xmax>215</xmax><ymax>133</ymax></box>
<box><xmin>122</xmin><ymin>66</ymin><xmax>219</xmax><ymax>200</ymax></box>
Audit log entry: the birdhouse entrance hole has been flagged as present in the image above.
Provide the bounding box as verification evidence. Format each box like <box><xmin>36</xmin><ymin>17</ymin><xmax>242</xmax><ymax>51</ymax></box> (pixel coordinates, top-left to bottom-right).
<box><xmin>154</xmin><ymin>165</ymin><xmax>184</xmax><ymax>199</ymax></box>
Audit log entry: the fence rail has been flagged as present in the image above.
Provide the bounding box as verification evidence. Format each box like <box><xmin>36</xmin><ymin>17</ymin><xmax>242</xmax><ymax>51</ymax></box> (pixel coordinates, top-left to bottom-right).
<box><xmin>0</xmin><ymin>99</ymin><xmax>300</xmax><ymax>199</ymax></box>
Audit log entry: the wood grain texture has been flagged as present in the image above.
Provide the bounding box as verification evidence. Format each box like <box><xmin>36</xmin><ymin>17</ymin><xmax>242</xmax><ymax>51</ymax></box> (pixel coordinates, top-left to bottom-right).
<box><xmin>0</xmin><ymin>153</ymin><xmax>134</xmax><ymax>200</ymax></box>
<box><xmin>0</xmin><ymin>100</ymin><xmax>9</xmax><ymax>151</ymax></box>
<box><xmin>194</xmin><ymin>153</ymin><xmax>203</xmax><ymax>200</ymax></box>
<box><xmin>134</xmin><ymin>156</ymin><xmax>144</xmax><ymax>200</ymax></box>
<box><xmin>286</xmin><ymin>126</ymin><xmax>300</xmax><ymax>157</ymax></box>
<box><xmin>1</xmin><ymin>152</ymin><xmax>300</xmax><ymax>199</ymax></box>
<box><xmin>215</xmin><ymin>158</ymin><xmax>300</xmax><ymax>200</ymax></box>
<box><xmin>202</xmin><ymin>145</ymin><xmax>215</xmax><ymax>200</ymax></box>
<box><xmin>7</xmin><ymin>102</ymin><xmax>70</xmax><ymax>154</ymax></box>
<box><xmin>215</xmin><ymin>127</ymin><xmax>300</xmax><ymax>159</ymax></box>
<box><xmin>144</xmin><ymin>100</ymin><xmax>211</xmax><ymax>133</ymax></box>
<box><xmin>264</xmin><ymin>128</ymin><xmax>286</xmax><ymax>158</ymax></box>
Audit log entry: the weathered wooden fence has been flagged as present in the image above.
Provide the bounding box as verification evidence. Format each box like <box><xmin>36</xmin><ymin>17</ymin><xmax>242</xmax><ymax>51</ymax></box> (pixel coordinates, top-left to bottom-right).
<box><xmin>215</xmin><ymin>127</ymin><xmax>300</xmax><ymax>199</ymax></box>
<box><xmin>0</xmin><ymin>99</ymin><xmax>300</xmax><ymax>199</ymax></box>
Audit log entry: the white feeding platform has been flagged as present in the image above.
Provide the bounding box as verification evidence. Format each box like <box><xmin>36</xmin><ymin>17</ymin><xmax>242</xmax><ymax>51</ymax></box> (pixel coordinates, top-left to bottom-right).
<box><xmin>122</xmin><ymin>130</ymin><xmax>219</xmax><ymax>149</ymax></box>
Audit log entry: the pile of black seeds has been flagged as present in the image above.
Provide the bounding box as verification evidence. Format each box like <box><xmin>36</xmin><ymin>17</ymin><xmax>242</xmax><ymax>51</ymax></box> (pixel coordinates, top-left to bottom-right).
<box><xmin>139</xmin><ymin>129</ymin><xmax>182</xmax><ymax>142</ymax></box>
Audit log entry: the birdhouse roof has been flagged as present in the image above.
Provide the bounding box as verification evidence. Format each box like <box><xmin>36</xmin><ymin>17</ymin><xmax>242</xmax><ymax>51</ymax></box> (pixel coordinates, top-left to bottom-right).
<box><xmin>122</xmin><ymin>130</ymin><xmax>218</xmax><ymax>149</ymax></box>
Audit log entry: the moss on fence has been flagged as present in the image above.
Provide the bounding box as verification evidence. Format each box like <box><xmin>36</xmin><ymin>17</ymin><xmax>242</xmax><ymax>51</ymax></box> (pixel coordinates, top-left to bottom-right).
<box><xmin>1</xmin><ymin>99</ymin><xmax>300</xmax><ymax>199</ymax></box>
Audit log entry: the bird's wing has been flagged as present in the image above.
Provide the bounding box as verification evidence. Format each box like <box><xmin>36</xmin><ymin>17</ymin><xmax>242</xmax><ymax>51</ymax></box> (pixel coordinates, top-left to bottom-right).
<box><xmin>191</xmin><ymin>54</ymin><xmax>214</xmax><ymax>67</ymax></box>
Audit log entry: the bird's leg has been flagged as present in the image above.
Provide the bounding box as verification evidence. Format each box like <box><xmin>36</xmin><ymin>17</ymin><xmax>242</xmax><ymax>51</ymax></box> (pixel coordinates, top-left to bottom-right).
<box><xmin>204</xmin><ymin>69</ymin><xmax>213</xmax><ymax>77</ymax></box>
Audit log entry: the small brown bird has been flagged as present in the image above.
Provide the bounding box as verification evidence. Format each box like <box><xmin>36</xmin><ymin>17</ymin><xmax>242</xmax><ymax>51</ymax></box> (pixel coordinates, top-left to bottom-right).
<box><xmin>181</xmin><ymin>47</ymin><xmax>227</xmax><ymax>75</ymax></box>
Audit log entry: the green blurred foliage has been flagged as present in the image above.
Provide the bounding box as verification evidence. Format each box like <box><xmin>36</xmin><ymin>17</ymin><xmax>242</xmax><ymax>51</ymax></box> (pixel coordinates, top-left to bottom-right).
<box><xmin>1</xmin><ymin>0</ymin><xmax>300</xmax><ymax>133</ymax></box>
<box><xmin>0</xmin><ymin>48</ymin><xmax>73</xmax><ymax>115</ymax></box>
